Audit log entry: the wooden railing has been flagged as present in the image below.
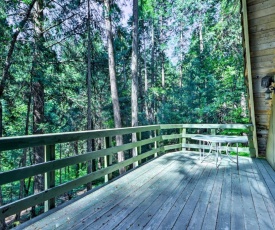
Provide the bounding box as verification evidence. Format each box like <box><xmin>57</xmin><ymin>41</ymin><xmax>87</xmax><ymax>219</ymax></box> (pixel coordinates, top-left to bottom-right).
<box><xmin>160</xmin><ymin>124</ymin><xmax>255</xmax><ymax>155</ymax></box>
<box><xmin>0</xmin><ymin>124</ymin><xmax>254</xmax><ymax>221</ymax></box>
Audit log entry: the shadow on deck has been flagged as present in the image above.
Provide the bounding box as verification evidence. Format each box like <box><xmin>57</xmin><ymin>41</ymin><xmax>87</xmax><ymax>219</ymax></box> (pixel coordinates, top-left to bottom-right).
<box><xmin>16</xmin><ymin>152</ymin><xmax>275</xmax><ymax>230</ymax></box>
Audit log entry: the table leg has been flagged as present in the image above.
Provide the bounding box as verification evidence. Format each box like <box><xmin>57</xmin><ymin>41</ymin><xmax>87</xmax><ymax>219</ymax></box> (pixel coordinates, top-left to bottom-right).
<box><xmin>237</xmin><ymin>142</ymin><xmax>239</xmax><ymax>170</ymax></box>
<box><xmin>199</xmin><ymin>140</ymin><xmax>202</xmax><ymax>161</ymax></box>
<box><xmin>215</xmin><ymin>143</ymin><xmax>219</xmax><ymax>167</ymax></box>
<box><xmin>216</xmin><ymin>144</ymin><xmax>218</xmax><ymax>167</ymax></box>
<box><xmin>203</xmin><ymin>141</ymin><xmax>205</xmax><ymax>159</ymax></box>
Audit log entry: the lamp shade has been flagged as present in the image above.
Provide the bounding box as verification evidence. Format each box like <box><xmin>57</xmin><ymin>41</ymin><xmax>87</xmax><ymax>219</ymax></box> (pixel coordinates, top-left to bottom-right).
<box><xmin>261</xmin><ymin>76</ymin><xmax>273</xmax><ymax>88</ymax></box>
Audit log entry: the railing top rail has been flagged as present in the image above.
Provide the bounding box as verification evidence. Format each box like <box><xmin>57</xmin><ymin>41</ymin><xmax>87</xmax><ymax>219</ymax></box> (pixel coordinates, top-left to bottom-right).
<box><xmin>160</xmin><ymin>124</ymin><xmax>253</xmax><ymax>129</ymax></box>
<box><xmin>0</xmin><ymin>124</ymin><xmax>253</xmax><ymax>152</ymax></box>
<box><xmin>0</xmin><ymin>125</ymin><xmax>161</xmax><ymax>152</ymax></box>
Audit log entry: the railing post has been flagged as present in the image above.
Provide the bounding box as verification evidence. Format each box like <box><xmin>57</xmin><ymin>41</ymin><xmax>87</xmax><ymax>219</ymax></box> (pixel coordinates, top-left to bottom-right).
<box><xmin>181</xmin><ymin>128</ymin><xmax>186</xmax><ymax>151</ymax></box>
<box><xmin>248</xmin><ymin>126</ymin><xmax>256</xmax><ymax>157</ymax></box>
<box><xmin>44</xmin><ymin>144</ymin><xmax>55</xmax><ymax>212</ymax></box>
<box><xmin>104</xmin><ymin>136</ymin><xmax>113</xmax><ymax>182</ymax></box>
<box><xmin>210</xmin><ymin>129</ymin><xmax>216</xmax><ymax>151</ymax></box>
<box><xmin>132</xmin><ymin>131</ymin><xmax>138</xmax><ymax>168</ymax></box>
<box><xmin>211</xmin><ymin>129</ymin><xmax>216</xmax><ymax>135</ymax></box>
<box><xmin>136</xmin><ymin>132</ymin><xmax>141</xmax><ymax>166</ymax></box>
<box><xmin>154</xmin><ymin>129</ymin><xmax>160</xmax><ymax>157</ymax></box>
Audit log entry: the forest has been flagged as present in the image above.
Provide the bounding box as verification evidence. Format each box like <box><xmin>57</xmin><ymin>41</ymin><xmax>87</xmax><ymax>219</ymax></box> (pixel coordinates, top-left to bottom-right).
<box><xmin>0</xmin><ymin>0</ymin><xmax>249</xmax><ymax>228</ymax></box>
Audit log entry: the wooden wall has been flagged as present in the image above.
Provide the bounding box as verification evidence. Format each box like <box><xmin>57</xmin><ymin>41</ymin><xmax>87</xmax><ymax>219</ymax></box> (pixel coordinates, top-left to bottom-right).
<box><xmin>246</xmin><ymin>0</ymin><xmax>275</xmax><ymax>156</ymax></box>
<box><xmin>266</xmin><ymin>96</ymin><xmax>275</xmax><ymax>168</ymax></box>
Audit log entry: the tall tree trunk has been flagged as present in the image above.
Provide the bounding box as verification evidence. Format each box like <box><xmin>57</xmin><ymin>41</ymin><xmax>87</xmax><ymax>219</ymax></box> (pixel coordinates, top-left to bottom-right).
<box><xmin>150</xmin><ymin>19</ymin><xmax>155</xmax><ymax>124</ymax></box>
<box><xmin>143</xmin><ymin>34</ymin><xmax>150</xmax><ymax>125</ymax></box>
<box><xmin>150</xmin><ymin>20</ymin><xmax>155</xmax><ymax>88</ymax></box>
<box><xmin>0</xmin><ymin>0</ymin><xmax>36</xmax><ymax>99</ymax></box>
<box><xmin>199</xmin><ymin>22</ymin><xmax>204</xmax><ymax>53</ymax></box>
<box><xmin>0</xmin><ymin>101</ymin><xmax>7</xmax><ymax>229</ymax></box>
<box><xmin>15</xmin><ymin>83</ymin><xmax>32</xmax><ymax>221</ymax></box>
<box><xmin>0</xmin><ymin>1</ymin><xmax>36</xmax><ymax>220</ymax></box>
<box><xmin>144</xmin><ymin>36</ymin><xmax>148</xmax><ymax>93</ymax></box>
<box><xmin>104</xmin><ymin>0</ymin><xmax>125</xmax><ymax>174</ymax></box>
<box><xmin>199</xmin><ymin>22</ymin><xmax>204</xmax><ymax>121</ymax></box>
<box><xmin>160</xmin><ymin>15</ymin><xmax>165</xmax><ymax>122</ymax></box>
<box><xmin>32</xmin><ymin>80</ymin><xmax>45</xmax><ymax>215</ymax></box>
<box><xmin>86</xmin><ymin>0</ymin><xmax>96</xmax><ymax>191</ymax></box>
<box><xmin>32</xmin><ymin>0</ymin><xmax>45</xmax><ymax>216</ymax></box>
<box><xmin>160</xmin><ymin>15</ymin><xmax>165</xmax><ymax>88</ymax></box>
<box><xmin>179</xmin><ymin>24</ymin><xmax>183</xmax><ymax>88</ymax></box>
<box><xmin>131</xmin><ymin>0</ymin><xmax>139</xmax><ymax>167</ymax></box>
<box><xmin>161</xmin><ymin>55</ymin><xmax>165</xmax><ymax>88</ymax></box>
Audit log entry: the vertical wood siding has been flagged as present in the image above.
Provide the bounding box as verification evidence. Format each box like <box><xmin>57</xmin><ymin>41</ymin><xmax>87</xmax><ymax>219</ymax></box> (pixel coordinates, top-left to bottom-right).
<box><xmin>247</xmin><ymin>0</ymin><xmax>275</xmax><ymax>156</ymax></box>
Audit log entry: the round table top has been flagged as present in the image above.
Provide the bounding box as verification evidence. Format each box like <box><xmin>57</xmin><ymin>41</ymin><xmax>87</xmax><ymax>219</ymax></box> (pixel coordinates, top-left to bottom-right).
<box><xmin>191</xmin><ymin>135</ymin><xmax>248</xmax><ymax>143</ymax></box>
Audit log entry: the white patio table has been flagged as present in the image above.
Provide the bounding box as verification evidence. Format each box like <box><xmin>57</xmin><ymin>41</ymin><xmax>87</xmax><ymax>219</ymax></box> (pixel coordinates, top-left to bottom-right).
<box><xmin>191</xmin><ymin>135</ymin><xmax>248</xmax><ymax>169</ymax></box>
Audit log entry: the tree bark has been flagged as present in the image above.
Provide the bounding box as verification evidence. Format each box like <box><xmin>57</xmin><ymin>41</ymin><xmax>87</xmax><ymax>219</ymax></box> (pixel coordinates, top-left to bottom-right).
<box><xmin>131</xmin><ymin>0</ymin><xmax>139</xmax><ymax>167</ymax></box>
<box><xmin>151</xmin><ymin>20</ymin><xmax>155</xmax><ymax>88</ymax></box>
<box><xmin>32</xmin><ymin>0</ymin><xmax>45</xmax><ymax>216</ymax></box>
<box><xmin>32</xmin><ymin>81</ymin><xmax>45</xmax><ymax>215</ymax></box>
<box><xmin>160</xmin><ymin>15</ymin><xmax>165</xmax><ymax>88</ymax></box>
<box><xmin>180</xmin><ymin>23</ymin><xmax>183</xmax><ymax>88</ymax></box>
<box><xmin>0</xmin><ymin>101</ymin><xmax>7</xmax><ymax>229</ymax></box>
<box><xmin>104</xmin><ymin>0</ymin><xmax>125</xmax><ymax>174</ymax></box>
<box><xmin>199</xmin><ymin>22</ymin><xmax>204</xmax><ymax>53</ymax></box>
<box><xmin>0</xmin><ymin>0</ymin><xmax>36</xmax><ymax>99</ymax></box>
<box><xmin>150</xmin><ymin>19</ymin><xmax>156</xmax><ymax>124</ymax></box>
<box><xmin>144</xmin><ymin>37</ymin><xmax>148</xmax><ymax>93</ymax></box>
<box><xmin>86</xmin><ymin>0</ymin><xmax>96</xmax><ymax>191</ymax></box>
<box><xmin>0</xmin><ymin>2</ymin><xmax>37</xmax><ymax>218</ymax></box>
<box><xmin>15</xmin><ymin>84</ymin><xmax>32</xmax><ymax>221</ymax></box>
<box><xmin>143</xmin><ymin>33</ymin><xmax>151</xmax><ymax>125</ymax></box>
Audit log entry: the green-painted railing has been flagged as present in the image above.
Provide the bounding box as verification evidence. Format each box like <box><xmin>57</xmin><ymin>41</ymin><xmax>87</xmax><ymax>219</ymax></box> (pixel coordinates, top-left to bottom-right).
<box><xmin>0</xmin><ymin>124</ymin><xmax>254</xmax><ymax>220</ymax></box>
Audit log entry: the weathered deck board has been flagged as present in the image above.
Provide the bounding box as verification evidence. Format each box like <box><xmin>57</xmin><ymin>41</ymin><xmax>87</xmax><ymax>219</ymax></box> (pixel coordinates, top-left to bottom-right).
<box><xmin>253</xmin><ymin>159</ymin><xmax>275</xmax><ymax>228</ymax></box>
<box><xmin>239</xmin><ymin>157</ymin><xmax>259</xmax><ymax>230</ymax></box>
<box><xmin>201</xmin><ymin>163</ymin><xmax>225</xmax><ymax>230</ymax></box>
<box><xmin>114</xmin><ymin>155</ymin><xmax>204</xmax><ymax>230</ymax></box>
<box><xmin>216</xmin><ymin>160</ymin><xmax>231</xmax><ymax>230</ymax></box>
<box><xmin>187</xmin><ymin>162</ymin><xmax>217</xmax><ymax>230</ymax></box>
<box><xmin>257</xmin><ymin>159</ymin><xmax>275</xmax><ymax>199</ymax></box>
<box><xmin>231</xmin><ymin>159</ymin><xmax>245</xmax><ymax>230</ymax></box>
<box><xmin>17</xmin><ymin>152</ymin><xmax>275</xmax><ymax>230</ymax></box>
<box><xmin>245</xmin><ymin>158</ymin><xmax>274</xmax><ymax>229</ymax></box>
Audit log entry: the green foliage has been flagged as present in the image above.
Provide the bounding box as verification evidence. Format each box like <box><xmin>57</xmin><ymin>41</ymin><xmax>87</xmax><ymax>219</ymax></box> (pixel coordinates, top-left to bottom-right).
<box><xmin>22</xmin><ymin>0</ymin><xmax>32</xmax><ymax>4</ymax></box>
<box><xmin>0</xmin><ymin>0</ymin><xmax>250</xmax><ymax>226</ymax></box>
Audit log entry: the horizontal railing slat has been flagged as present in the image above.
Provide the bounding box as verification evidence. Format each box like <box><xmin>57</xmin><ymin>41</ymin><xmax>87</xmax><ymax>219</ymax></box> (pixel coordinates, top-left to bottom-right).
<box><xmin>0</xmin><ymin>123</ymin><xmax>254</xmax><ymax>220</ymax></box>
<box><xmin>164</xmin><ymin>144</ymin><xmax>181</xmax><ymax>151</ymax></box>
<box><xmin>0</xmin><ymin>147</ymin><xmax>162</xmax><ymax>219</ymax></box>
<box><xmin>0</xmin><ymin>125</ymin><xmax>161</xmax><ymax>151</ymax></box>
<box><xmin>160</xmin><ymin>124</ymin><xmax>183</xmax><ymax>129</ymax></box>
<box><xmin>0</xmin><ymin>136</ymin><xmax>161</xmax><ymax>185</ymax></box>
<box><xmin>162</xmin><ymin>134</ymin><xmax>182</xmax><ymax>140</ymax></box>
<box><xmin>160</xmin><ymin>124</ymin><xmax>252</xmax><ymax>129</ymax></box>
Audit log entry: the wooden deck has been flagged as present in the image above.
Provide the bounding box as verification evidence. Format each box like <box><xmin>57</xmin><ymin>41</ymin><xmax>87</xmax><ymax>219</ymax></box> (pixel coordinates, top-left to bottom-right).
<box><xmin>17</xmin><ymin>151</ymin><xmax>275</xmax><ymax>230</ymax></box>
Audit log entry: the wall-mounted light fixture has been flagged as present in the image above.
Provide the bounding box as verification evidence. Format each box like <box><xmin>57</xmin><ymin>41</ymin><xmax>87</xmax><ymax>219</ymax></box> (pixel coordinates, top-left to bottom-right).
<box><xmin>261</xmin><ymin>75</ymin><xmax>275</xmax><ymax>100</ymax></box>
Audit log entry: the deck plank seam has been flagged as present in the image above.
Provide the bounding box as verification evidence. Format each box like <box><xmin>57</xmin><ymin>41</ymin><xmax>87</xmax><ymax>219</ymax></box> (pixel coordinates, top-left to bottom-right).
<box><xmin>115</xmin><ymin>152</ymin><xmax>206</xmax><ymax>230</ymax></box>
<box><xmin>157</xmin><ymin>158</ymin><xmax>213</xmax><ymax>229</ymax></box>
<box><xmin>215</xmin><ymin>160</ymin><xmax>232</xmax><ymax>230</ymax></box>
<box><xmin>246</xmin><ymin>158</ymin><xmax>274</xmax><ymax>229</ymax></box>
<box><xmin>143</xmin><ymin>153</ymin><xmax>209</xmax><ymax>230</ymax></box>
<box><xmin>201</xmin><ymin>164</ymin><xmax>225</xmax><ymax>230</ymax></box>
<box><xmin>69</xmin><ymin>153</ymin><xmax>190</xmax><ymax>230</ymax></box>
<box><xmin>92</xmin><ymin>156</ymin><xmax>195</xmax><ymax>230</ymax></box>
<box><xmin>172</xmin><ymin>163</ymin><xmax>214</xmax><ymax>229</ymax></box>
<box><xmin>252</xmin><ymin>159</ymin><xmax>275</xmax><ymax>228</ymax></box>
<box><xmin>239</xmin><ymin>157</ymin><xmax>260</xmax><ymax>230</ymax></box>
<box><xmin>23</xmin><ymin>154</ymin><xmax>183</xmax><ymax>230</ymax></box>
